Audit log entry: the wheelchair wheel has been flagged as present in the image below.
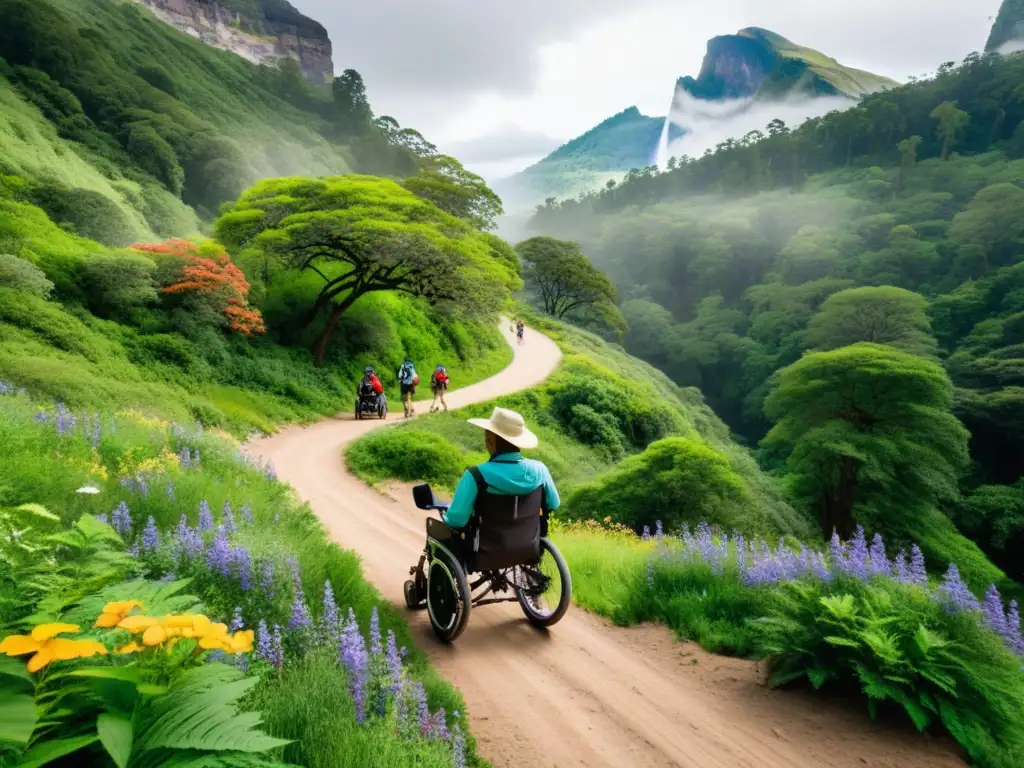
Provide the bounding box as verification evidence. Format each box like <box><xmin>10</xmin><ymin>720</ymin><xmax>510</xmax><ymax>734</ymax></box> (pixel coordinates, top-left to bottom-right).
<box><xmin>426</xmin><ymin>549</ymin><xmax>470</xmax><ymax>643</ymax></box>
<box><xmin>378</xmin><ymin>401</ymin><xmax>387</xmax><ymax>419</ymax></box>
<box><xmin>515</xmin><ymin>538</ymin><xmax>571</xmax><ymax>628</ymax></box>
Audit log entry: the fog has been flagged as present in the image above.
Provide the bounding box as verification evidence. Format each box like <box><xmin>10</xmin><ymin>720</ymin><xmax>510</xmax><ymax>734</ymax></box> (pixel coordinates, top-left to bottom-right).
<box><xmin>658</xmin><ymin>90</ymin><xmax>857</xmax><ymax>166</ymax></box>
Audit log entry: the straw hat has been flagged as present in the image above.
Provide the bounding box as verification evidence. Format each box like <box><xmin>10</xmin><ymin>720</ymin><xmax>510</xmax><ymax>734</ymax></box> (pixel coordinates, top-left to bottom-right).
<box><xmin>467</xmin><ymin>407</ymin><xmax>538</xmax><ymax>449</ymax></box>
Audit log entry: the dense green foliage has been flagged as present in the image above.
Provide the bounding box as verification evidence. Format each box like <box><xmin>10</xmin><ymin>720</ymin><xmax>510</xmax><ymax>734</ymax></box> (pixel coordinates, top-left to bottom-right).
<box><xmin>527</xmin><ymin>50</ymin><xmax>1024</xmax><ymax>586</ymax></box>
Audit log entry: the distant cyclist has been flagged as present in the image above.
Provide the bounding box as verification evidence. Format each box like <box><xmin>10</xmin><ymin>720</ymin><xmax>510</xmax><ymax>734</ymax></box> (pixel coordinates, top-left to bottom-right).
<box><xmin>430</xmin><ymin>364</ymin><xmax>449</xmax><ymax>413</ymax></box>
<box><xmin>397</xmin><ymin>359</ymin><xmax>419</xmax><ymax>418</ymax></box>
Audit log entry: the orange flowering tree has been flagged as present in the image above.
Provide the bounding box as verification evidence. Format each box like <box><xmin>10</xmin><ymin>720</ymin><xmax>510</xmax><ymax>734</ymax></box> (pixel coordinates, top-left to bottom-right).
<box><xmin>132</xmin><ymin>239</ymin><xmax>265</xmax><ymax>335</ymax></box>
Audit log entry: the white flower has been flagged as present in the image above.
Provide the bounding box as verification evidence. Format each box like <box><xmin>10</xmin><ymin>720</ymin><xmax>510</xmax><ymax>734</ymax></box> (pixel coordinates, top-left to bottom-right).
<box><xmin>75</xmin><ymin>486</ymin><xmax>101</xmax><ymax>495</ymax></box>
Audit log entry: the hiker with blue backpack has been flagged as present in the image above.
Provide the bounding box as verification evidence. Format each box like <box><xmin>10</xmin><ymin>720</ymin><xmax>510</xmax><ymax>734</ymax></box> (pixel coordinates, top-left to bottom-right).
<box><xmin>397</xmin><ymin>359</ymin><xmax>419</xmax><ymax>418</ymax></box>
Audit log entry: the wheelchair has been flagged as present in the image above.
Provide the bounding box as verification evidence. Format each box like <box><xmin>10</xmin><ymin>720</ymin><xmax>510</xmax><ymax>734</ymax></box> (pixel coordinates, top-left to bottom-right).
<box><xmin>354</xmin><ymin>389</ymin><xmax>387</xmax><ymax>420</ymax></box>
<box><xmin>404</xmin><ymin>483</ymin><xmax>572</xmax><ymax>643</ymax></box>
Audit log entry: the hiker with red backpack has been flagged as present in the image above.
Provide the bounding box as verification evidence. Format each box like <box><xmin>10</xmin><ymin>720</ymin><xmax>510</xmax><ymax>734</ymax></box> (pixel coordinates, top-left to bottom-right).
<box><xmin>430</xmin><ymin>364</ymin><xmax>449</xmax><ymax>413</ymax></box>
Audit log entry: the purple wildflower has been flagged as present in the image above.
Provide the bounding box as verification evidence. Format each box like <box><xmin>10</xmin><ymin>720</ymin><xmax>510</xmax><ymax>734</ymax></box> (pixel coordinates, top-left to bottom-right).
<box><xmin>452</xmin><ymin>714</ymin><xmax>467</xmax><ymax>768</ymax></box>
<box><xmin>230</xmin><ymin>607</ymin><xmax>245</xmax><ymax>633</ymax></box>
<box><xmin>845</xmin><ymin>526</ymin><xmax>869</xmax><ymax>580</ymax></box>
<box><xmin>937</xmin><ymin>564</ymin><xmax>980</xmax><ymax>613</ymax></box>
<box><xmin>56</xmin><ymin>402</ymin><xmax>74</xmax><ymax>436</ymax></box>
<box><xmin>894</xmin><ymin>549</ymin><xmax>910</xmax><ymax>583</ymax></box>
<box><xmin>320</xmin><ymin>581</ymin><xmax>340</xmax><ymax>647</ymax></box>
<box><xmin>95</xmin><ymin>512</ymin><xmax>109</xmax><ymax>526</ymax></box>
<box><xmin>427</xmin><ymin>708</ymin><xmax>451</xmax><ymax>741</ymax></box>
<box><xmin>868</xmin><ymin>533</ymin><xmax>891</xmax><ymax>576</ymax></box>
<box><xmin>256</xmin><ymin>620</ymin><xmax>273</xmax><ymax>664</ymax></box>
<box><xmin>385</xmin><ymin>629</ymin><xmax>402</xmax><ymax>695</ymax></box>
<box><xmin>241</xmin><ymin>503</ymin><xmax>254</xmax><ymax>526</ymax></box>
<box><xmin>338</xmin><ymin>609</ymin><xmax>369</xmax><ymax>722</ymax></box>
<box><xmin>111</xmin><ymin>501</ymin><xmax>133</xmax><ymax>539</ymax></box>
<box><xmin>369</xmin><ymin>607</ymin><xmax>382</xmax><ymax>656</ymax></box>
<box><xmin>271</xmin><ymin>624</ymin><xmax>285</xmax><ymax>668</ymax></box>
<box><xmin>411</xmin><ymin>680</ymin><xmax>429</xmax><ymax>734</ymax></box>
<box><xmin>908</xmin><ymin>545</ymin><xmax>928</xmax><ymax>587</ymax></box>
<box><xmin>193</xmin><ymin>449</ymin><xmax>201</xmax><ymax>465</ymax></box>
<box><xmin>197</xmin><ymin>500</ymin><xmax>214</xmax><ymax>532</ymax></box>
<box><xmin>206</xmin><ymin>526</ymin><xmax>232</xmax><ymax>576</ymax></box>
<box><xmin>222</xmin><ymin>501</ymin><xmax>235</xmax><ymax>534</ymax></box>
<box><xmin>159</xmin><ymin>571</ymin><xmax>177</xmax><ymax>582</ymax></box>
<box><xmin>289</xmin><ymin>585</ymin><xmax>313</xmax><ymax>631</ymax></box>
<box><xmin>810</xmin><ymin>551</ymin><xmax>831</xmax><ymax>581</ymax></box>
<box><xmin>167</xmin><ymin>479</ymin><xmax>175</xmax><ymax>500</ymax></box>
<box><xmin>90</xmin><ymin>416</ymin><xmax>101</xmax><ymax>448</ymax></box>
<box><xmin>0</xmin><ymin>381</ymin><xmax>12</xmax><ymax>395</ymax></box>
<box><xmin>259</xmin><ymin>559</ymin><xmax>276</xmax><ymax>599</ymax></box>
<box><xmin>735</xmin><ymin>534</ymin><xmax>746</xmax><ymax>577</ymax></box>
<box><xmin>1007</xmin><ymin>601</ymin><xmax>1023</xmax><ymax>657</ymax></box>
<box><xmin>982</xmin><ymin>585</ymin><xmax>1009</xmax><ymax>639</ymax></box>
<box><xmin>34</xmin><ymin>410</ymin><xmax>49</xmax><ymax>424</ymax></box>
<box><xmin>829</xmin><ymin>531</ymin><xmax>845</xmax><ymax>572</ymax></box>
<box><xmin>180</xmin><ymin>447</ymin><xmax>191</xmax><ymax>468</ymax></box>
<box><xmin>264</xmin><ymin>461</ymin><xmax>276</xmax><ymax>481</ymax></box>
<box><xmin>233</xmin><ymin>545</ymin><xmax>254</xmax><ymax>590</ymax></box>
<box><xmin>655</xmin><ymin>520</ymin><xmax>664</xmax><ymax>542</ymax></box>
<box><xmin>141</xmin><ymin>516</ymin><xmax>159</xmax><ymax>552</ymax></box>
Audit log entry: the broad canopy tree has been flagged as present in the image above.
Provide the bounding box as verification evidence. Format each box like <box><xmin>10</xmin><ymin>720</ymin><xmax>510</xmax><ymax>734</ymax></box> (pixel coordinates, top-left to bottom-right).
<box><xmin>214</xmin><ymin>175</ymin><xmax>520</xmax><ymax>362</ymax></box>
<box><xmin>515</xmin><ymin>236</ymin><xmax>622</xmax><ymax>328</ymax></box>
<box><xmin>805</xmin><ymin>285</ymin><xmax>938</xmax><ymax>357</ymax></box>
<box><xmin>763</xmin><ymin>343</ymin><xmax>969</xmax><ymax>540</ymax></box>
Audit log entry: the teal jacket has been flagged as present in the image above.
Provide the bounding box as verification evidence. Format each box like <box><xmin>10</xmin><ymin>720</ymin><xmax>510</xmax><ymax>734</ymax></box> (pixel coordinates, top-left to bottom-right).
<box><xmin>444</xmin><ymin>452</ymin><xmax>559</xmax><ymax>529</ymax></box>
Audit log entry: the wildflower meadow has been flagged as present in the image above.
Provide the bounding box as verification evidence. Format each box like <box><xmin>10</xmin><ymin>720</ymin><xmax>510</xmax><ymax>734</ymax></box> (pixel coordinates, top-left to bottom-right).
<box><xmin>0</xmin><ymin>386</ymin><xmax>477</xmax><ymax>768</ymax></box>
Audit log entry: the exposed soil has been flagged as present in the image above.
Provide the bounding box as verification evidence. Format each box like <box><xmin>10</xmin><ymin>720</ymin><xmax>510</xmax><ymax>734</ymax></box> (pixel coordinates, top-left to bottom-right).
<box><xmin>248</xmin><ymin>325</ymin><xmax>964</xmax><ymax>768</ymax></box>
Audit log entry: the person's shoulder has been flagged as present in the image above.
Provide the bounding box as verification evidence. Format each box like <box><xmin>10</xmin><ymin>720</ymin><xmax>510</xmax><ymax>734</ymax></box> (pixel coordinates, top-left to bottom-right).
<box><xmin>522</xmin><ymin>457</ymin><xmax>552</xmax><ymax>475</ymax></box>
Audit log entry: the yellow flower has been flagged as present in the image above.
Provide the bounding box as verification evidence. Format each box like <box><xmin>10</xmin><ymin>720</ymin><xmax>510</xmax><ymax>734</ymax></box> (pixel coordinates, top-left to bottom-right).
<box><xmin>118</xmin><ymin>615</ymin><xmax>159</xmax><ymax>634</ymax></box>
<box><xmin>117</xmin><ymin>642</ymin><xmax>141</xmax><ymax>654</ymax></box>
<box><xmin>95</xmin><ymin>600</ymin><xmax>145</xmax><ymax>628</ymax></box>
<box><xmin>142</xmin><ymin>624</ymin><xmax>169</xmax><ymax>647</ymax></box>
<box><xmin>1</xmin><ymin>625</ymin><xmax>106</xmax><ymax>672</ymax></box>
<box><xmin>138</xmin><ymin>614</ymin><xmax>216</xmax><ymax>647</ymax></box>
<box><xmin>197</xmin><ymin>623</ymin><xmax>230</xmax><ymax>651</ymax></box>
<box><xmin>227</xmin><ymin>630</ymin><xmax>254</xmax><ymax>654</ymax></box>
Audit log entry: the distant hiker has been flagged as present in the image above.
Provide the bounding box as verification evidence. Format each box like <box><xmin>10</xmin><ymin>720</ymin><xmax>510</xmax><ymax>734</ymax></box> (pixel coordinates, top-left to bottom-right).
<box><xmin>397</xmin><ymin>359</ymin><xmax>419</xmax><ymax>418</ymax></box>
<box><xmin>430</xmin><ymin>364</ymin><xmax>449</xmax><ymax>413</ymax></box>
<box><xmin>516</xmin><ymin>320</ymin><xmax>525</xmax><ymax>343</ymax></box>
<box><xmin>358</xmin><ymin>366</ymin><xmax>383</xmax><ymax>396</ymax></box>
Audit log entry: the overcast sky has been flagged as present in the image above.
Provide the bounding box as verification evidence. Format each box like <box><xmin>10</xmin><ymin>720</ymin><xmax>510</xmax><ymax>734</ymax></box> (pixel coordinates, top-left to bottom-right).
<box><xmin>291</xmin><ymin>0</ymin><xmax>1003</xmax><ymax>178</ymax></box>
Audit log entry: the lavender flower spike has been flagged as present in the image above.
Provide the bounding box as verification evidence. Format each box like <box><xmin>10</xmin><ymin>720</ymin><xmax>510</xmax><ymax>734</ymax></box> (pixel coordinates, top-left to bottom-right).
<box><xmin>230</xmin><ymin>607</ymin><xmax>245</xmax><ymax>633</ymax></box>
<box><xmin>369</xmin><ymin>606</ymin><xmax>382</xmax><ymax>656</ymax></box>
<box><xmin>937</xmin><ymin>563</ymin><xmax>980</xmax><ymax>614</ymax></box>
<box><xmin>320</xmin><ymin>580</ymin><xmax>340</xmax><ymax>647</ymax></box>
<box><xmin>868</xmin><ymin>533</ymin><xmax>891</xmax><ymax>576</ymax></box>
<box><xmin>222</xmin><ymin>501</ymin><xmax>235</xmax><ymax>534</ymax></box>
<box><xmin>197</xmin><ymin>500</ymin><xmax>214</xmax><ymax>532</ymax></box>
<box><xmin>141</xmin><ymin>516</ymin><xmax>159</xmax><ymax>552</ymax></box>
<box><xmin>982</xmin><ymin>585</ymin><xmax>1008</xmax><ymax>639</ymax></box>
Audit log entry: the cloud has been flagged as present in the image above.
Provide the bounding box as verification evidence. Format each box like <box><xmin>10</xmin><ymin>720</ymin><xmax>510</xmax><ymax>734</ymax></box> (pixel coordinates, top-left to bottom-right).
<box><xmin>444</xmin><ymin>127</ymin><xmax>562</xmax><ymax>163</ymax></box>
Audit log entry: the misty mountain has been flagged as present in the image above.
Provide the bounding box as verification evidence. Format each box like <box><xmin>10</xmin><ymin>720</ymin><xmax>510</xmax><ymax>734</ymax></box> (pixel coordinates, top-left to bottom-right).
<box><xmin>495</xmin><ymin>27</ymin><xmax>898</xmax><ymax>212</ymax></box>
<box><xmin>986</xmin><ymin>0</ymin><xmax>1024</xmax><ymax>52</ymax></box>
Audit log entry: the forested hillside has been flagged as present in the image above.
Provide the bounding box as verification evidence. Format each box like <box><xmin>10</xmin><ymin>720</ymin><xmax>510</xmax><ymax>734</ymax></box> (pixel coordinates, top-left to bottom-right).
<box><xmin>526</xmin><ymin>50</ymin><xmax>1024</xmax><ymax>585</ymax></box>
<box><xmin>0</xmin><ymin>0</ymin><xmax>435</xmax><ymax>242</ymax></box>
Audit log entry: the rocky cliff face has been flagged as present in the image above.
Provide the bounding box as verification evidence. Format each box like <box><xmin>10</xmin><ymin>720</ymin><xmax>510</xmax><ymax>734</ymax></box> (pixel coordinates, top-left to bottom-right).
<box><xmin>986</xmin><ymin>0</ymin><xmax>1024</xmax><ymax>52</ymax></box>
<box><xmin>132</xmin><ymin>0</ymin><xmax>333</xmax><ymax>83</ymax></box>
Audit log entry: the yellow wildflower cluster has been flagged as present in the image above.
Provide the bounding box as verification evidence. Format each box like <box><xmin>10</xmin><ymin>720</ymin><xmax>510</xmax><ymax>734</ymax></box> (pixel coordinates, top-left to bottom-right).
<box><xmin>0</xmin><ymin>624</ymin><xmax>106</xmax><ymax>672</ymax></box>
<box><xmin>116</xmin><ymin>409</ymin><xmax>170</xmax><ymax>431</ymax></box>
<box><xmin>0</xmin><ymin>601</ymin><xmax>254</xmax><ymax>673</ymax></box>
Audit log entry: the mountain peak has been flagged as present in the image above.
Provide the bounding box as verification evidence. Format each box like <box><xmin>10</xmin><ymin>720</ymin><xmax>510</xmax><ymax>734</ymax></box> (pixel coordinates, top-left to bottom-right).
<box><xmin>986</xmin><ymin>0</ymin><xmax>1024</xmax><ymax>52</ymax></box>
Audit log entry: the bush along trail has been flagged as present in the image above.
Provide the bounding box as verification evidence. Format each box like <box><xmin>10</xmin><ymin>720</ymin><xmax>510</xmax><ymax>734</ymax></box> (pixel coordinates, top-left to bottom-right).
<box><xmin>0</xmin><ymin>388</ymin><xmax>479</xmax><ymax>768</ymax></box>
<box><xmin>258</xmin><ymin>322</ymin><xmax>974</xmax><ymax>768</ymax></box>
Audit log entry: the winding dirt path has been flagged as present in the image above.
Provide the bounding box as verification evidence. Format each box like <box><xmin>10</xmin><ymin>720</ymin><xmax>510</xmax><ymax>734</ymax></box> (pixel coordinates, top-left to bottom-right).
<box><xmin>249</xmin><ymin>325</ymin><xmax>963</xmax><ymax>768</ymax></box>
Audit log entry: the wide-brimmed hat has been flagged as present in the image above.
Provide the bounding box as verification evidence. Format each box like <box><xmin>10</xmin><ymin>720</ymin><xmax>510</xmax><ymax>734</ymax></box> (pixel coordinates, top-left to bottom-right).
<box><xmin>467</xmin><ymin>407</ymin><xmax>538</xmax><ymax>449</ymax></box>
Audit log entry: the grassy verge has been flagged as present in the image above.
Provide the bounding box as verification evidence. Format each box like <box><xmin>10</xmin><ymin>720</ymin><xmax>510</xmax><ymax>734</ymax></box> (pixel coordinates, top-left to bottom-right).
<box><xmin>0</xmin><ymin>389</ymin><xmax>486</xmax><ymax>767</ymax></box>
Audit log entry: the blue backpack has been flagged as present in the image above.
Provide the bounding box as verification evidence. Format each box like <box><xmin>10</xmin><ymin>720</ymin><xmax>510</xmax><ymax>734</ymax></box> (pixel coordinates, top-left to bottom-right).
<box><xmin>399</xmin><ymin>363</ymin><xmax>416</xmax><ymax>385</ymax></box>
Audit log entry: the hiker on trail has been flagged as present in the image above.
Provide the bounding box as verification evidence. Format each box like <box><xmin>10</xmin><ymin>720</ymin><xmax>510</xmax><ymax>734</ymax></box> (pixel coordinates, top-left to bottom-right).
<box><xmin>397</xmin><ymin>359</ymin><xmax>419</xmax><ymax>418</ymax></box>
<box><xmin>358</xmin><ymin>366</ymin><xmax>383</xmax><ymax>396</ymax></box>
<box><xmin>430</xmin><ymin>364</ymin><xmax>449</xmax><ymax>413</ymax></box>
<box><xmin>443</xmin><ymin>406</ymin><xmax>559</xmax><ymax>531</ymax></box>
<box><xmin>516</xmin><ymin>319</ymin><xmax>525</xmax><ymax>343</ymax></box>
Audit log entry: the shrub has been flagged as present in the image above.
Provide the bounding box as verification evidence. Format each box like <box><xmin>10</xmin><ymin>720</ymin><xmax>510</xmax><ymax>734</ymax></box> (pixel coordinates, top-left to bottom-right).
<box><xmin>28</xmin><ymin>185</ymin><xmax>145</xmax><ymax>247</ymax></box>
<box><xmin>566</xmin><ymin>437</ymin><xmax>751</xmax><ymax>534</ymax></box>
<box><xmin>345</xmin><ymin>428</ymin><xmax>469</xmax><ymax>488</ymax></box>
<box><xmin>752</xmin><ymin>579</ymin><xmax>1024</xmax><ymax>768</ymax></box>
<box><xmin>0</xmin><ymin>252</ymin><xmax>53</xmax><ymax>297</ymax></box>
<box><xmin>78</xmin><ymin>251</ymin><xmax>158</xmax><ymax>319</ymax></box>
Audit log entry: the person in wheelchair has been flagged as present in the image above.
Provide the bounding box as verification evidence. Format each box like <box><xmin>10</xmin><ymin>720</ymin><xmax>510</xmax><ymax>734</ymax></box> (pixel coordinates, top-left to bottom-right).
<box><xmin>406</xmin><ymin>407</ymin><xmax>571</xmax><ymax>642</ymax></box>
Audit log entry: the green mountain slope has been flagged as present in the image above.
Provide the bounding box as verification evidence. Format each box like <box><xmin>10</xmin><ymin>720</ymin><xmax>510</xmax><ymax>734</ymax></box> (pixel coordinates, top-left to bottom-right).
<box><xmin>0</xmin><ymin>0</ymin><xmax>428</xmax><ymax>244</ymax></box>
<box><xmin>496</xmin><ymin>28</ymin><xmax>897</xmax><ymax>212</ymax></box>
<box><xmin>986</xmin><ymin>0</ymin><xmax>1024</xmax><ymax>51</ymax></box>
<box><xmin>492</xmin><ymin>107</ymin><xmax>664</xmax><ymax>211</ymax></box>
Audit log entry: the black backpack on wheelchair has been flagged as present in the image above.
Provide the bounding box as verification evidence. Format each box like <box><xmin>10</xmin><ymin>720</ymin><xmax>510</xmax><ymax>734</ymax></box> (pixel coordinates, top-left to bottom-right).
<box><xmin>404</xmin><ymin>470</ymin><xmax>571</xmax><ymax>643</ymax></box>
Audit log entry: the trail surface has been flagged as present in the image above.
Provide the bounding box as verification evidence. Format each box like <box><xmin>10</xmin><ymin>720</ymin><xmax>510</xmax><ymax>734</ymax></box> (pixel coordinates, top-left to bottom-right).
<box><xmin>249</xmin><ymin>325</ymin><xmax>962</xmax><ymax>768</ymax></box>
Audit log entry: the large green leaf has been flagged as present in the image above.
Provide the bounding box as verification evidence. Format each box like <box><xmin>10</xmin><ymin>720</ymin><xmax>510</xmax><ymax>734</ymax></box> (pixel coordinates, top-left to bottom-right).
<box><xmin>0</xmin><ymin>687</ymin><xmax>36</xmax><ymax>745</ymax></box>
<box><xmin>97</xmin><ymin>712</ymin><xmax>133</xmax><ymax>768</ymax></box>
<box><xmin>0</xmin><ymin>656</ymin><xmax>34</xmax><ymax>686</ymax></box>
<box><xmin>136</xmin><ymin>665</ymin><xmax>289</xmax><ymax>754</ymax></box>
<box><xmin>15</xmin><ymin>734</ymin><xmax>99</xmax><ymax>768</ymax></box>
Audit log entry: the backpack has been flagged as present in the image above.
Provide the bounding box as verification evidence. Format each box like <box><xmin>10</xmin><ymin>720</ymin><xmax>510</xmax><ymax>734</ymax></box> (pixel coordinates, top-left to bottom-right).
<box><xmin>433</xmin><ymin>370</ymin><xmax>449</xmax><ymax>386</ymax></box>
<box><xmin>399</xmin><ymin>363</ymin><xmax>415</xmax><ymax>385</ymax></box>
<box><xmin>359</xmin><ymin>375</ymin><xmax>375</xmax><ymax>396</ymax></box>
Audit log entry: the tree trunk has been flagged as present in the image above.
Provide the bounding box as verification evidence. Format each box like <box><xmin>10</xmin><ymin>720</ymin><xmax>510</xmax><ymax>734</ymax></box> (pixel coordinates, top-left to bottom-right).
<box><xmin>300</xmin><ymin>290</ymin><xmax>334</xmax><ymax>330</ymax></box>
<box><xmin>312</xmin><ymin>291</ymin><xmax>361</xmax><ymax>364</ymax></box>
<box><xmin>822</xmin><ymin>458</ymin><xmax>858</xmax><ymax>539</ymax></box>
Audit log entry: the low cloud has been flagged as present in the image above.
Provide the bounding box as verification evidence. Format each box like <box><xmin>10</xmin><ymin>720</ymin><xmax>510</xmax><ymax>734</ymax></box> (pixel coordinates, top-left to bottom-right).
<box><xmin>444</xmin><ymin>127</ymin><xmax>563</xmax><ymax>164</ymax></box>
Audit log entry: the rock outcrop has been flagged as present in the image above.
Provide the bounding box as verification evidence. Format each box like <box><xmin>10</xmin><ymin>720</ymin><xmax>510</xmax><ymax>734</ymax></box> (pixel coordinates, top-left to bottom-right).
<box><xmin>986</xmin><ymin>0</ymin><xmax>1024</xmax><ymax>53</ymax></box>
<box><xmin>133</xmin><ymin>0</ymin><xmax>333</xmax><ymax>83</ymax></box>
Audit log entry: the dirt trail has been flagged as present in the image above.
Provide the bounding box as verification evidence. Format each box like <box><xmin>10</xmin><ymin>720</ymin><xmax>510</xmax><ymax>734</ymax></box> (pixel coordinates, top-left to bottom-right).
<box><xmin>249</xmin><ymin>325</ymin><xmax>963</xmax><ymax>768</ymax></box>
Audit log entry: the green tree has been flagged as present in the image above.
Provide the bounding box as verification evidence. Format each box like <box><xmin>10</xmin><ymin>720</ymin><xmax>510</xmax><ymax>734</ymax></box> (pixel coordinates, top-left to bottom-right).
<box><xmin>516</xmin><ymin>237</ymin><xmax>619</xmax><ymax>321</ymax></box>
<box><xmin>215</xmin><ymin>175</ymin><xmax>518</xmax><ymax>362</ymax></box>
<box><xmin>331</xmin><ymin>69</ymin><xmax>373</xmax><ymax>138</ymax></box>
<box><xmin>402</xmin><ymin>155</ymin><xmax>503</xmax><ymax>231</ymax></box>
<box><xmin>805</xmin><ymin>286</ymin><xmax>938</xmax><ymax>357</ymax></box>
<box><xmin>948</xmin><ymin>183</ymin><xmax>1024</xmax><ymax>271</ymax></box>
<box><xmin>930</xmin><ymin>101</ymin><xmax>970</xmax><ymax>161</ymax></box>
<box><xmin>0</xmin><ymin>253</ymin><xmax>53</xmax><ymax>298</ymax></box>
<box><xmin>896</xmin><ymin>135</ymin><xmax>922</xmax><ymax>195</ymax></box>
<box><xmin>858</xmin><ymin>225</ymin><xmax>940</xmax><ymax>290</ymax></box>
<box><xmin>763</xmin><ymin>344</ymin><xmax>970</xmax><ymax>538</ymax></box>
